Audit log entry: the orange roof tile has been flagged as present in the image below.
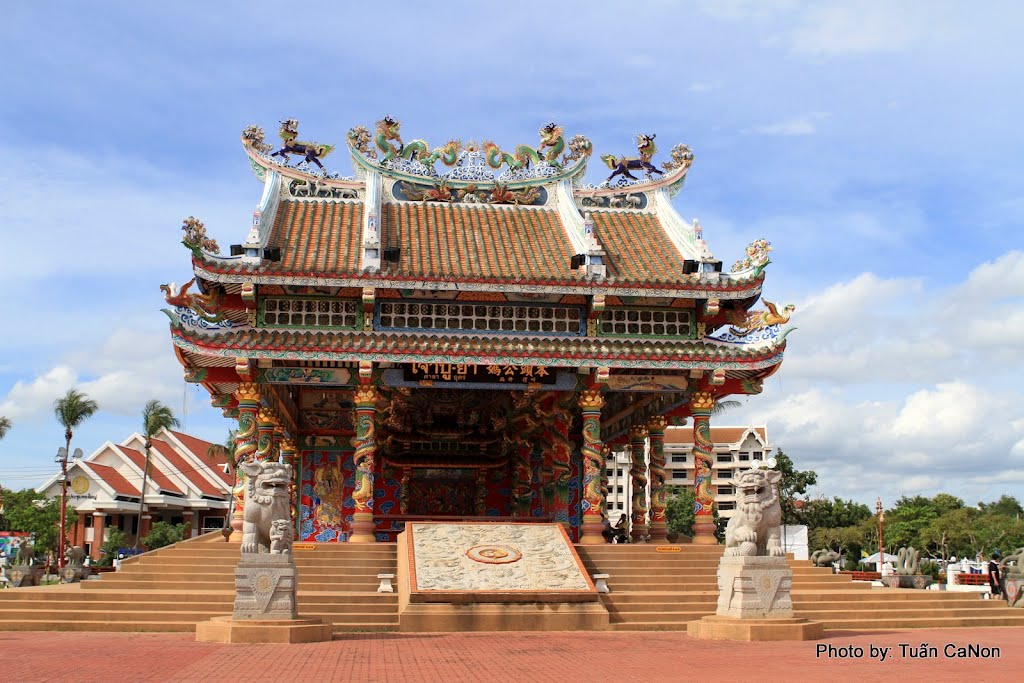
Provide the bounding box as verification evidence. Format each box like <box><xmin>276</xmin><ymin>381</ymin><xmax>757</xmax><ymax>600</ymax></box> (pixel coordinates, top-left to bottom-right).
<box><xmin>383</xmin><ymin>203</ymin><xmax>575</xmax><ymax>280</ymax></box>
<box><xmin>665</xmin><ymin>426</ymin><xmax>768</xmax><ymax>446</ymax></box>
<box><xmin>151</xmin><ymin>439</ymin><xmax>224</xmax><ymax>496</ymax></box>
<box><xmin>118</xmin><ymin>447</ymin><xmax>182</xmax><ymax>495</ymax></box>
<box><xmin>86</xmin><ymin>463</ymin><xmax>140</xmax><ymax>496</ymax></box>
<box><xmin>590</xmin><ymin>211</ymin><xmax>682</xmax><ymax>282</ymax></box>
<box><xmin>170</xmin><ymin>430</ymin><xmax>232</xmax><ymax>486</ymax></box>
<box><xmin>266</xmin><ymin>200</ymin><xmax>363</xmax><ymax>274</ymax></box>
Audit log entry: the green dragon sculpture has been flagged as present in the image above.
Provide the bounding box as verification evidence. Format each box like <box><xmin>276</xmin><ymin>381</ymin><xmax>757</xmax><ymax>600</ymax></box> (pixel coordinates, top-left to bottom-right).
<box><xmin>484</xmin><ymin>123</ymin><xmax>565</xmax><ymax>171</ymax></box>
<box><xmin>374</xmin><ymin>116</ymin><xmax>430</xmax><ymax>162</ymax></box>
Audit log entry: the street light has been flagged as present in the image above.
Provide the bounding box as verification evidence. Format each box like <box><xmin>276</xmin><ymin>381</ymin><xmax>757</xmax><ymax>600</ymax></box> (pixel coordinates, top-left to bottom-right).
<box><xmin>55</xmin><ymin>446</ymin><xmax>83</xmax><ymax>570</ymax></box>
<box><xmin>875</xmin><ymin>497</ymin><xmax>885</xmax><ymax>574</ymax></box>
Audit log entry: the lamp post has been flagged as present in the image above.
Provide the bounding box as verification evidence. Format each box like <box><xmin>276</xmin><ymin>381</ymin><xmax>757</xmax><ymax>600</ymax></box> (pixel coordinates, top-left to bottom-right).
<box><xmin>876</xmin><ymin>497</ymin><xmax>885</xmax><ymax>574</ymax></box>
<box><xmin>55</xmin><ymin>446</ymin><xmax>82</xmax><ymax>570</ymax></box>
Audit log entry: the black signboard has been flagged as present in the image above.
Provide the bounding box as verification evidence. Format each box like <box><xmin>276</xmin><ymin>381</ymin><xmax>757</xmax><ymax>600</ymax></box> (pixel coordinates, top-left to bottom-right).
<box><xmin>403</xmin><ymin>363</ymin><xmax>557</xmax><ymax>385</ymax></box>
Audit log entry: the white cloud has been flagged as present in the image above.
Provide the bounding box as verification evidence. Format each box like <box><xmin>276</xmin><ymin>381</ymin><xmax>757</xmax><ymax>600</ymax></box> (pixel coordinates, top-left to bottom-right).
<box><xmin>742</xmin><ymin>112</ymin><xmax>829</xmax><ymax>136</ymax></box>
<box><xmin>0</xmin><ymin>328</ymin><xmax>185</xmax><ymax>422</ymax></box>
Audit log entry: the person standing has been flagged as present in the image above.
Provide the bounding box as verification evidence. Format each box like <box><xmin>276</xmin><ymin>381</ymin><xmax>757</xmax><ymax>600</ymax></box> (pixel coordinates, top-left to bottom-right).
<box><xmin>988</xmin><ymin>551</ymin><xmax>1004</xmax><ymax>599</ymax></box>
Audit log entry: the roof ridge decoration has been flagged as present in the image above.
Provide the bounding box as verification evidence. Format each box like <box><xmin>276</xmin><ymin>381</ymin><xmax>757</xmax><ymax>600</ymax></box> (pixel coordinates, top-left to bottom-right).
<box><xmin>345</xmin><ymin>117</ymin><xmax>594</xmax><ymax>187</ymax></box>
<box><xmin>708</xmin><ymin>298</ymin><xmax>797</xmax><ymax>345</ymax></box>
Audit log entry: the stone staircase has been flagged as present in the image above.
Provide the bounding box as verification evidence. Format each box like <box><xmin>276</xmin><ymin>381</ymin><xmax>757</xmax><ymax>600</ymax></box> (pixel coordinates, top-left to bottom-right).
<box><xmin>0</xmin><ymin>533</ymin><xmax>399</xmax><ymax>634</ymax></box>
<box><xmin>576</xmin><ymin>545</ymin><xmax>1024</xmax><ymax>630</ymax></box>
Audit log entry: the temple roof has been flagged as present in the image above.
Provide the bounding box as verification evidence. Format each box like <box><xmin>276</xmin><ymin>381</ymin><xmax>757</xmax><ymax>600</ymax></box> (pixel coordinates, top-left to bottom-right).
<box><xmin>184</xmin><ymin>118</ymin><xmax>775</xmax><ymax>295</ymax></box>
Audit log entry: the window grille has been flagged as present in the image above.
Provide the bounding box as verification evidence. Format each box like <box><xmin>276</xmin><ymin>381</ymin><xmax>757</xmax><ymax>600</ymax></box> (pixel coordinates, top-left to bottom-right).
<box><xmin>671</xmin><ymin>455</ymin><xmax>688</xmax><ymax>463</ymax></box>
<box><xmin>377</xmin><ymin>302</ymin><xmax>583</xmax><ymax>335</ymax></box>
<box><xmin>599</xmin><ymin>307</ymin><xmax>692</xmax><ymax>338</ymax></box>
<box><xmin>262</xmin><ymin>298</ymin><xmax>359</xmax><ymax>328</ymax></box>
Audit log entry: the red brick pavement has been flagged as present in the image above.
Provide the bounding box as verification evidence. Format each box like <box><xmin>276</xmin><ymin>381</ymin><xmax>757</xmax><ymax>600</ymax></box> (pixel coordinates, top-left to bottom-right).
<box><xmin>4</xmin><ymin>628</ymin><xmax>1022</xmax><ymax>682</ymax></box>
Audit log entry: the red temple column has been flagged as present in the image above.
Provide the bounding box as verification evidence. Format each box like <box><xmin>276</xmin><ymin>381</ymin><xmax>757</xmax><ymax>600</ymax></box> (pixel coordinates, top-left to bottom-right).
<box><xmin>91</xmin><ymin>512</ymin><xmax>106</xmax><ymax>561</ymax></box>
<box><xmin>74</xmin><ymin>513</ymin><xmax>86</xmax><ymax>548</ymax></box>
<box><xmin>350</xmin><ymin>385</ymin><xmax>378</xmax><ymax>543</ymax></box>
<box><xmin>254</xmin><ymin>409</ymin><xmax>277</xmax><ymax>462</ymax></box>
<box><xmin>139</xmin><ymin>514</ymin><xmax>153</xmax><ymax>549</ymax></box>
<box><xmin>280</xmin><ymin>438</ymin><xmax>298</xmax><ymax>523</ymax></box>
<box><xmin>549</xmin><ymin>395</ymin><xmax>573</xmax><ymax>533</ymax></box>
<box><xmin>629</xmin><ymin>425</ymin><xmax>649</xmax><ymax>543</ymax></box>
<box><xmin>647</xmin><ymin>415</ymin><xmax>669</xmax><ymax>543</ymax></box>
<box><xmin>231</xmin><ymin>383</ymin><xmax>261</xmax><ymax>539</ymax></box>
<box><xmin>578</xmin><ymin>388</ymin><xmax>607</xmax><ymax>545</ymax></box>
<box><xmin>182</xmin><ymin>512</ymin><xmax>194</xmax><ymax>539</ymax></box>
<box><xmin>510</xmin><ymin>393</ymin><xmax>535</xmax><ymax>517</ymax></box>
<box><xmin>690</xmin><ymin>391</ymin><xmax>718</xmax><ymax>544</ymax></box>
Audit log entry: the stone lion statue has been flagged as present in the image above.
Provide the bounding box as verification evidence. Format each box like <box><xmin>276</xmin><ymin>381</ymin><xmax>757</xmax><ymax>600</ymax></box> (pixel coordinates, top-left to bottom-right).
<box><xmin>66</xmin><ymin>546</ymin><xmax>87</xmax><ymax>567</ymax></box>
<box><xmin>14</xmin><ymin>542</ymin><xmax>34</xmax><ymax>566</ymax></box>
<box><xmin>811</xmin><ymin>549</ymin><xmax>840</xmax><ymax>567</ymax></box>
<box><xmin>724</xmin><ymin>467</ymin><xmax>783</xmax><ymax>557</ymax></box>
<box><xmin>239</xmin><ymin>460</ymin><xmax>293</xmax><ymax>554</ymax></box>
<box><xmin>269</xmin><ymin>519</ymin><xmax>293</xmax><ymax>555</ymax></box>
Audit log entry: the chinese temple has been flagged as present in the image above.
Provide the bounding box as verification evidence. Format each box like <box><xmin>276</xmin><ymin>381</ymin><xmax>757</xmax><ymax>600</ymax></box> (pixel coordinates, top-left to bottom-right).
<box><xmin>162</xmin><ymin>117</ymin><xmax>795</xmax><ymax>547</ymax></box>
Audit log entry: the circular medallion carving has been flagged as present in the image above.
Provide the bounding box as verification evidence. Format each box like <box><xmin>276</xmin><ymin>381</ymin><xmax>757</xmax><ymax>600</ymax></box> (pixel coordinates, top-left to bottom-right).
<box><xmin>63</xmin><ymin>568</ymin><xmax>76</xmax><ymax>580</ymax></box>
<box><xmin>10</xmin><ymin>570</ymin><xmax>23</xmax><ymax>583</ymax></box>
<box><xmin>466</xmin><ymin>544</ymin><xmax>523</xmax><ymax>564</ymax></box>
<box><xmin>70</xmin><ymin>476</ymin><xmax>89</xmax><ymax>494</ymax></box>
<box><xmin>759</xmin><ymin>575</ymin><xmax>773</xmax><ymax>590</ymax></box>
<box><xmin>254</xmin><ymin>574</ymin><xmax>273</xmax><ymax>593</ymax></box>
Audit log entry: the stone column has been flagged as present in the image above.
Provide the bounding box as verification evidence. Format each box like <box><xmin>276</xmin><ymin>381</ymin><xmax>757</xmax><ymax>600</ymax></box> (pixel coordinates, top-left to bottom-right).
<box><xmin>182</xmin><ymin>512</ymin><xmax>194</xmax><ymax>539</ymax></box>
<box><xmin>350</xmin><ymin>385</ymin><xmax>378</xmax><ymax>543</ymax></box>
<box><xmin>691</xmin><ymin>391</ymin><xmax>718</xmax><ymax>544</ymax></box>
<box><xmin>628</xmin><ymin>425</ymin><xmax>649</xmax><ymax>542</ymax></box>
<box><xmin>91</xmin><ymin>512</ymin><xmax>106</xmax><ymax>561</ymax></box>
<box><xmin>280</xmin><ymin>438</ymin><xmax>298</xmax><ymax>523</ymax></box>
<box><xmin>232</xmin><ymin>383</ymin><xmax>261</xmax><ymax>537</ymax></box>
<box><xmin>647</xmin><ymin>415</ymin><xmax>669</xmax><ymax>543</ymax></box>
<box><xmin>578</xmin><ymin>388</ymin><xmax>607</xmax><ymax>545</ymax></box>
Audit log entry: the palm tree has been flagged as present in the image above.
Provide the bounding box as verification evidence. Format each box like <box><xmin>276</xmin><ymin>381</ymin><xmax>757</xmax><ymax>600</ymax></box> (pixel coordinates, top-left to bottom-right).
<box><xmin>133</xmin><ymin>400</ymin><xmax>181</xmax><ymax>552</ymax></box>
<box><xmin>53</xmin><ymin>389</ymin><xmax>99</xmax><ymax>567</ymax></box>
<box><xmin>207</xmin><ymin>430</ymin><xmax>238</xmax><ymax>538</ymax></box>
<box><xmin>711</xmin><ymin>399</ymin><xmax>742</xmax><ymax>416</ymax></box>
<box><xmin>0</xmin><ymin>416</ymin><xmax>11</xmax><ymax>440</ymax></box>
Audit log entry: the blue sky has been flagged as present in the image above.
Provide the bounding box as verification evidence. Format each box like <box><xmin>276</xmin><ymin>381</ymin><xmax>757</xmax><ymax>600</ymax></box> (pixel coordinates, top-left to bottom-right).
<box><xmin>1</xmin><ymin>1</ymin><xmax>1021</xmax><ymax>508</ymax></box>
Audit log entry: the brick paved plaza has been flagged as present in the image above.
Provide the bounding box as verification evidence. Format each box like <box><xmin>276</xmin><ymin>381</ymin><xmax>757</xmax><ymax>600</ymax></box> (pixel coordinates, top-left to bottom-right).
<box><xmin>5</xmin><ymin>628</ymin><xmax>1022</xmax><ymax>682</ymax></box>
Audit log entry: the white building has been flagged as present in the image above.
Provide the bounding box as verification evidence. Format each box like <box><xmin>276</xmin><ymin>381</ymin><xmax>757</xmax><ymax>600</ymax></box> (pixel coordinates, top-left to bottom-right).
<box><xmin>604</xmin><ymin>425</ymin><xmax>773</xmax><ymax>527</ymax></box>
<box><xmin>38</xmin><ymin>428</ymin><xmax>233</xmax><ymax>560</ymax></box>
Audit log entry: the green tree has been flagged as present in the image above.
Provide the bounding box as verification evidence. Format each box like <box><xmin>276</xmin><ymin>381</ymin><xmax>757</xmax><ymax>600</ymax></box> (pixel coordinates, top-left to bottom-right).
<box><xmin>0</xmin><ymin>416</ymin><xmax>11</xmax><ymax>440</ymax></box>
<box><xmin>0</xmin><ymin>488</ymin><xmax>66</xmax><ymax>554</ymax></box>
<box><xmin>134</xmin><ymin>400</ymin><xmax>181</xmax><ymax>552</ymax></box>
<box><xmin>141</xmin><ymin>521</ymin><xmax>189</xmax><ymax>550</ymax></box>
<box><xmin>803</xmin><ymin>497</ymin><xmax>872</xmax><ymax>531</ymax></box>
<box><xmin>53</xmin><ymin>388</ymin><xmax>99</xmax><ymax>556</ymax></box>
<box><xmin>978</xmin><ymin>495</ymin><xmax>1023</xmax><ymax>519</ymax></box>
<box><xmin>666</xmin><ymin>486</ymin><xmax>695</xmax><ymax>537</ymax></box>
<box><xmin>773</xmin><ymin>449</ymin><xmax>817</xmax><ymax>525</ymax></box>
<box><xmin>97</xmin><ymin>527</ymin><xmax>127</xmax><ymax>566</ymax></box>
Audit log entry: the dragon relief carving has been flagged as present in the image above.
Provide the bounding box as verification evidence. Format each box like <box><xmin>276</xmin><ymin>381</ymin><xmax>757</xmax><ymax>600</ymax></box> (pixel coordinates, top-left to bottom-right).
<box><xmin>724</xmin><ymin>466</ymin><xmax>784</xmax><ymax>557</ymax></box>
<box><xmin>241</xmin><ymin>125</ymin><xmax>273</xmax><ymax>154</ymax></box>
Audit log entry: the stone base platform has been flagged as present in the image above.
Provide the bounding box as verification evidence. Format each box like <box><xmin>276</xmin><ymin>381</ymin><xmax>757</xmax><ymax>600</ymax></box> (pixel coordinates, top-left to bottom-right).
<box><xmin>195</xmin><ymin>616</ymin><xmax>333</xmax><ymax>644</ymax></box>
<box><xmin>399</xmin><ymin>602</ymin><xmax>608</xmax><ymax>632</ymax></box>
<box><xmin>687</xmin><ymin>615</ymin><xmax>823</xmax><ymax>641</ymax></box>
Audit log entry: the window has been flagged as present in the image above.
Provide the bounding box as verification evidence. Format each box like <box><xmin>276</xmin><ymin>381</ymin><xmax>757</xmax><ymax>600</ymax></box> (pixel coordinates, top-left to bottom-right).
<box><xmin>672</xmin><ymin>471</ymin><xmax>687</xmax><ymax>479</ymax></box>
<box><xmin>718</xmin><ymin>502</ymin><xmax>735</xmax><ymax>511</ymax></box>
<box><xmin>717</xmin><ymin>470</ymin><xmax>732</xmax><ymax>479</ymax></box>
<box><xmin>754</xmin><ymin>451</ymin><xmax>763</xmax><ymax>458</ymax></box>
<box><xmin>599</xmin><ymin>307</ymin><xmax>693</xmax><ymax>338</ymax></box>
<box><xmin>262</xmin><ymin>297</ymin><xmax>359</xmax><ymax>329</ymax></box>
<box><xmin>605</xmin><ymin>469</ymin><xmax>614</xmax><ymax>478</ymax></box>
<box><xmin>718</xmin><ymin>486</ymin><xmax>733</xmax><ymax>496</ymax></box>
<box><xmin>738</xmin><ymin>454</ymin><xmax>750</xmax><ymax>462</ymax></box>
<box><xmin>379</xmin><ymin>301</ymin><xmax>583</xmax><ymax>335</ymax></box>
<box><xmin>84</xmin><ymin>516</ymin><xmax>93</xmax><ymax>528</ymax></box>
<box><xmin>671</xmin><ymin>455</ymin><xmax>687</xmax><ymax>463</ymax></box>
<box><xmin>716</xmin><ymin>454</ymin><xmax>732</xmax><ymax>463</ymax></box>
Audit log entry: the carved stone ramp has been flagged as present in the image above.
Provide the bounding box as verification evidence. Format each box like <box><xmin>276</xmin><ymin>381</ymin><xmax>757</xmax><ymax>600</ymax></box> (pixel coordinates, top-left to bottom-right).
<box><xmin>396</xmin><ymin>522</ymin><xmax>608</xmax><ymax>631</ymax></box>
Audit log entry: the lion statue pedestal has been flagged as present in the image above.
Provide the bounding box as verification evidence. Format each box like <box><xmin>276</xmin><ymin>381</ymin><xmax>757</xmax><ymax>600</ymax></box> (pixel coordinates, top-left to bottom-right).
<box><xmin>196</xmin><ymin>460</ymin><xmax>332</xmax><ymax>644</ymax></box>
<box><xmin>688</xmin><ymin>463</ymin><xmax>823</xmax><ymax>641</ymax></box>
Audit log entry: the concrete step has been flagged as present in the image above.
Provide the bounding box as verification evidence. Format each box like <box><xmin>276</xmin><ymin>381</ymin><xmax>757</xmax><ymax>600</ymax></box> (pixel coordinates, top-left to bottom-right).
<box><xmin>815</xmin><ymin>615</ymin><xmax>1024</xmax><ymax>629</ymax></box>
<box><xmin>0</xmin><ymin>620</ymin><xmax>199</xmax><ymax>633</ymax></box>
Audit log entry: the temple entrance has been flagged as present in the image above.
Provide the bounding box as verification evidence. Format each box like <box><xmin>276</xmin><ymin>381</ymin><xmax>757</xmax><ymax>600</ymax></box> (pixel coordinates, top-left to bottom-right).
<box><xmin>407</xmin><ymin>469</ymin><xmax>478</xmax><ymax>516</ymax></box>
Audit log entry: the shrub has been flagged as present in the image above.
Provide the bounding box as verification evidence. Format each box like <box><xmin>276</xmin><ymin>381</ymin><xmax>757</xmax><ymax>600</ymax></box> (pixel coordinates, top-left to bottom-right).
<box><xmin>141</xmin><ymin>522</ymin><xmax>189</xmax><ymax>550</ymax></box>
